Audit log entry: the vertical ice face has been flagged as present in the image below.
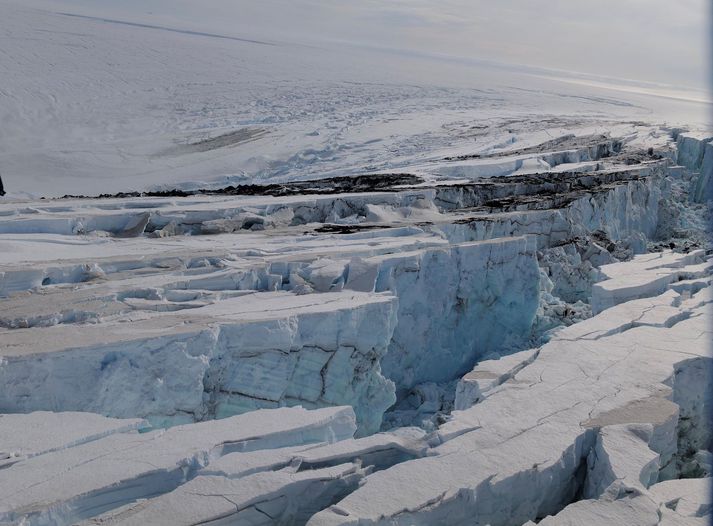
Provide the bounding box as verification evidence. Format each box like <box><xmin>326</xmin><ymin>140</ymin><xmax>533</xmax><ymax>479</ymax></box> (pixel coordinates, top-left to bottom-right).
<box><xmin>207</xmin><ymin>293</ymin><xmax>400</xmax><ymax>436</ymax></box>
<box><xmin>676</xmin><ymin>133</ymin><xmax>713</xmax><ymax>172</ymax></box>
<box><xmin>673</xmin><ymin>133</ymin><xmax>713</xmax><ymax>204</ymax></box>
<box><xmin>376</xmin><ymin>236</ymin><xmax>540</xmax><ymax>391</ymax></box>
<box><xmin>0</xmin><ymin>292</ymin><xmax>399</xmax><ymax>435</ymax></box>
<box><xmin>691</xmin><ymin>142</ymin><xmax>713</xmax><ymax>204</ymax></box>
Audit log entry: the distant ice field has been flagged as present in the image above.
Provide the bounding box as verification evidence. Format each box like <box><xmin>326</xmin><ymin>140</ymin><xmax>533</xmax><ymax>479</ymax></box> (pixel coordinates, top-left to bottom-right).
<box><xmin>0</xmin><ymin>0</ymin><xmax>709</xmax><ymax>197</ymax></box>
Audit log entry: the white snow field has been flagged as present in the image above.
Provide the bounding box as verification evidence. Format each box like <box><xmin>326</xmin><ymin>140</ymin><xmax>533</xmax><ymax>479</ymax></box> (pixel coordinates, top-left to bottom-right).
<box><xmin>0</xmin><ymin>1</ymin><xmax>710</xmax><ymax>198</ymax></box>
<box><xmin>1</xmin><ymin>1</ymin><xmax>712</xmax><ymax>525</ymax></box>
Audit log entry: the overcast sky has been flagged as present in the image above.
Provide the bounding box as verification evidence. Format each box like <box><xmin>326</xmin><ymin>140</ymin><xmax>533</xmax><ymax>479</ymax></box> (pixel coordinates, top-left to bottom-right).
<box><xmin>20</xmin><ymin>0</ymin><xmax>712</xmax><ymax>90</ymax></box>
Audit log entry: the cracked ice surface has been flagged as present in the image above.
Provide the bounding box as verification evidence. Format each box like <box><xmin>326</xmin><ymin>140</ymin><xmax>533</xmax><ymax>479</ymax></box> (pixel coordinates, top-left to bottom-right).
<box><xmin>309</xmin><ymin>255</ymin><xmax>712</xmax><ymax>526</ymax></box>
<box><xmin>0</xmin><ymin>130</ymin><xmax>710</xmax><ymax>526</ymax></box>
<box><xmin>591</xmin><ymin>249</ymin><xmax>710</xmax><ymax>313</ymax></box>
<box><xmin>0</xmin><ymin>157</ymin><xmax>668</xmax><ymax>432</ymax></box>
<box><xmin>0</xmin><ymin>291</ymin><xmax>400</xmax><ymax>434</ymax></box>
<box><xmin>1</xmin><ymin>251</ymin><xmax>709</xmax><ymax>525</ymax></box>
<box><xmin>0</xmin><ymin>412</ymin><xmax>146</xmax><ymax>468</ymax></box>
<box><xmin>0</xmin><ymin>406</ymin><xmax>358</xmax><ymax>525</ymax></box>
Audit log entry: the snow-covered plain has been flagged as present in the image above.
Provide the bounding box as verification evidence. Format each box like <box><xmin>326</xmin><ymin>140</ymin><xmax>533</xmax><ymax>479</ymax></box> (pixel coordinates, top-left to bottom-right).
<box><xmin>0</xmin><ymin>1</ymin><xmax>712</xmax><ymax>525</ymax></box>
<box><xmin>0</xmin><ymin>1</ymin><xmax>710</xmax><ymax>198</ymax></box>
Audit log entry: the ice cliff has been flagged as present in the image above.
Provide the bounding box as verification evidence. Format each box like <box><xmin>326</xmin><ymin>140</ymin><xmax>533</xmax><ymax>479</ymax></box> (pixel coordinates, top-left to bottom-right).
<box><xmin>0</xmin><ymin>157</ymin><xmax>667</xmax><ymax>431</ymax></box>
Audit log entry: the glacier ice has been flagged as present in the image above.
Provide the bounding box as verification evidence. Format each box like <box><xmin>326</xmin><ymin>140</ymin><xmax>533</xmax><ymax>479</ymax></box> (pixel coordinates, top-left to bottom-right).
<box><xmin>309</xmin><ymin>260</ymin><xmax>712</xmax><ymax>525</ymax></box>
<box><xmin>0</xmin><ymin>292</ymin><xmax>399</xmax><ymax>435</ymax></box>
<box><xmin>0</xmin><ymin>157</ymin><xmax>669</xmax><ymax>433</ymax></box>
<box><xmin>0</xmin><ymin>74</ymin><xmax>711</xmax><ymax>526</ymax></box>
<box><xmin>0</xmin><ymin>406</ymin><xmax>358</xmax><ymax>525</ymax></box>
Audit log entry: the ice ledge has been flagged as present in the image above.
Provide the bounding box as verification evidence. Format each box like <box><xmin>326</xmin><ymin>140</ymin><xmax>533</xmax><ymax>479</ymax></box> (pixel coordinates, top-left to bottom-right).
<box><xmin>0</xmin><ymin>411</ymin><xmax>146</xmax><ymax>468</ymax></box>
<box><xmin>591</xmin><ymin>249</ymin><xmax>709</xmax><ymax>313</ymax></box>
<box><xmin>0</xmin><ymin>291</ymin><xmax>399</xmax><ymax>435</ymax></box>
<box><xmin>0</xmin><ymin>406</ymin><xmax>358</xmax><ymax>526</ymax></box>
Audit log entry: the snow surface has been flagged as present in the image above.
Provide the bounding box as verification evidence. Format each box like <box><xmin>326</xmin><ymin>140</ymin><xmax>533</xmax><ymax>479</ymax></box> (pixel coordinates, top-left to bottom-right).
<box><xmin>0</xmin><ymin>1</ymin><xmax>710</xmax><ymax>198</ymax></box>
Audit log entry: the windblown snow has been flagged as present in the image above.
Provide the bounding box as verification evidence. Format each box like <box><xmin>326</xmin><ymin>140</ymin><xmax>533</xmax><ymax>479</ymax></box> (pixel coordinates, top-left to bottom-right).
<box><xmin>0</xmin><ymin>1</ymin><xmax>711</xmax><ymax>525</ymax></box>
